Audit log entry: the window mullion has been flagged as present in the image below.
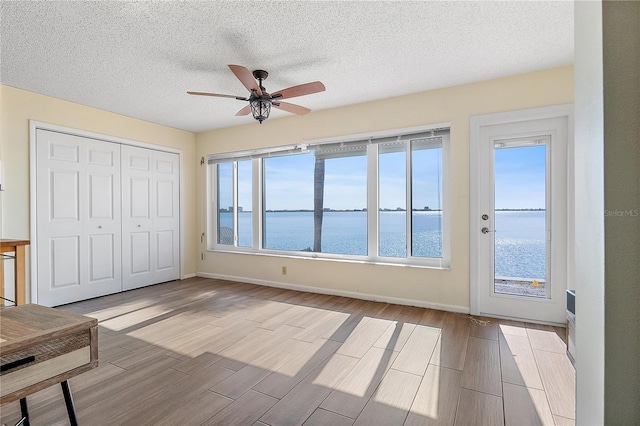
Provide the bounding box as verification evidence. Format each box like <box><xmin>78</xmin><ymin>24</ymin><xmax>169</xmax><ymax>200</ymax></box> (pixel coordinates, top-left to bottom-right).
<box><xmin>367</xmin><ymin>142</ymin><xmax>378</xmax><ymax>260</ymax></box>
<box><xmin>232</xmin><ymin>162</ymin><xmax>239</xmax><ymax>246</ymax></box>
<box><xmin>406</xmin><ymin>141</ymin><xmax>412</xmax><ymax>258</ymax></box>
<box><xmin>441</xmin><ymin>134</ymin><xmax>450</xmax><ymax>267</ymax></box>
<box><xmin>209</xmin><ymin>163</ymin><xmax>217</xmax><ymax>249</ymax></box>
<box><xmin>253</xmin><ymin>158</ymin><xmax>262</xmax><ymax>250</ymax></box>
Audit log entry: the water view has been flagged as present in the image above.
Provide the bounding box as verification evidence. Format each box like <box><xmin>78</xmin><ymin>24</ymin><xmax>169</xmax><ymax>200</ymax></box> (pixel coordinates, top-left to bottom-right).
<box><xmin>220</xmin><ymin>209</ymin><xmax>546</xmax><ymax>279</ymax></box>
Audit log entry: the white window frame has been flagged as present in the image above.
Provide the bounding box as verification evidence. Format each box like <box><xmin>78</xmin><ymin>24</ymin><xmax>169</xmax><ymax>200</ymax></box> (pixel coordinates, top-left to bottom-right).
<box><xmin>207</xmin><ymin>124</ymin><xmax>451</xmax><ymax>269</ymax></box>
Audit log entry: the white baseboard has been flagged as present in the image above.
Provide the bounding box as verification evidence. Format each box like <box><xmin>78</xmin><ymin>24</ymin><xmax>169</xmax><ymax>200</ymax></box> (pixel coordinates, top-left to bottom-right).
<box><xmin>182</xmin><ymin>273</ymin><xmax>197</xmax><ymax>279</ymax></box>
<box><xmin>195</xmin><ymin>272</ymin><xmax>470</xmax><ymax>314</ymax></box>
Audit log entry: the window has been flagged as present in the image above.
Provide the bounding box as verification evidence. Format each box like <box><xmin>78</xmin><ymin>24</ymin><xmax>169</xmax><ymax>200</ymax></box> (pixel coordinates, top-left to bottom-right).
<box><xmin>237</xmin><ymin>160</ymin><xmax>253</xmax><ymax>247</ymax></box>
<box><xmin>411</xmin><ymin>139</ymin><xmax>443</xmax><ymax>258</ymax></box>
<box><xmin>216</xmin><ymin>162</ymin><xmax>234</xmax><ymax>245</ymax></box>
<box><xmin>262</xmin><ymin>144</ymin><xmax>368</xmax><ymax>255</ymax></box>
<box><xmin>377</xmin><ymin>137</ymin><xmax>444</xmax><ymax>259</ymax></box>
<box><xmin>213</xmin><ymin>160</ymin><xmax>252</xmax><ymax>247</ymax></box>
<box><xmin>263</xmin><ymin>152</ymin><xmax>315</xmax><ymax>251</ymax></box>
<box><xmin>378</xmin><ymin>142</ymin><xmax>407</xmax><ymax>257</ymax></box>
<box><xmin>208</xmin><ymin>126</ymin><xmax>450</xmax><ymax>267</ymax></box>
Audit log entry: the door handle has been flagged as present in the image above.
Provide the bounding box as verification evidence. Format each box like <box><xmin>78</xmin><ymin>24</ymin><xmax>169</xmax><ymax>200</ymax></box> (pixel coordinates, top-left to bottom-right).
<box><xmin>481</xmin><ymin>227</ymin><xmax>495</xmax><ymax>234</ymax></box>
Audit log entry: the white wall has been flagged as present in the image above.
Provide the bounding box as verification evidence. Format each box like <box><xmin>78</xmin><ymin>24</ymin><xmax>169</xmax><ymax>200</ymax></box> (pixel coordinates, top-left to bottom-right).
<box><xmin>575</xmin><ymin>1</ymin><xmax>640</xmax><ymax>423</ymax></box>
<box><xmin>196</xmin><ymin>67</ymin><xmax>574</xmax><ymax>311</ymax></box>
<box><xmin>574</xmin><ymin>1</ymin><xmax>605</xmax><ymax>422</ymax></box>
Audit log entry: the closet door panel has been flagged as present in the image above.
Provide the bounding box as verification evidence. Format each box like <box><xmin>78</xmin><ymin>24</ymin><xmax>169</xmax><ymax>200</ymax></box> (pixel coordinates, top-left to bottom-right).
<box><xmin>85</xmin><ymin>139</ymin><xmax>122</xmax><ymax>295</ymax></box>
<box><xmin>50</xmin><ymin>169</ymin><xmax>80</xmax><ymax>221</ymax></box>
<box><xmin>122</xmin><ymin>146</ymin><xmax>180</xmax><ymax>289</ymax></box>
<box><xmin>156</xmin><ymin>230</ymin><xmax>175</xmax><ymax>271</ymax></box>
<box><xmin>50</xmin><ymin>236</ymin><xmax>81</xmax><ymax>288</ymax></box>
<box><xmin>130</xmin><ymin>231</ymin><xmax>151</xmax><ymax>273</ymax></box>
<box><xmin>152</xmin><ymin>151</ymin><xmax>180</xmax><ymax>283</ymax></box>
<box><xmin>88</xmin><ymin>234</ymin><xmax>115</xmax><ymax>282</ymax></box>
<box><xmin>36</xmin><ymin>130</ymin><xmax>121</xmax><ymax>306</ymax></box>
<box><xmin>122</xmin><ymin>146</ymin><xmax>154</xmax><ymax>290</ymax></box>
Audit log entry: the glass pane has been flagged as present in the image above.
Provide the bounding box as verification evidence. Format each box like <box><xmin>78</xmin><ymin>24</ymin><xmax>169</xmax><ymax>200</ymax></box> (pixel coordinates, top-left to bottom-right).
<box><xmin>217</xmin><ymin>162</ymin><xmax>234</xmax><ymax>245</ymax></box>
<box><xmin>263</xmin><ymin>152</ymin><xmax>314</xmax><ymax>251</ymax></box>
<box><xmin>262</xmin><ymin>150</ymin><xmax>367</xmax><ymax>255</ymax></box>
<box><xmin>494</xmin><ymin>144</ymin><xmax>547</xmax><ymax>297</ymax></box>
<box><xmin>379</xmin><ymin>143</ymin><xmax>406</xmax><ymax>257</ymax></box>
<box><xmin>411</xmin><ymin>142</ymin><xmax>443</xmax><ymax>258</ymax></box>
<box><xmin>237</xmin><ymin>160</ymin><xmax>252</xmax><ymax>247</ymax></box>
<box><xmin>320</xmin><ymin>153</ymin><xmax>367</xmax><ymax>255</ymax></box>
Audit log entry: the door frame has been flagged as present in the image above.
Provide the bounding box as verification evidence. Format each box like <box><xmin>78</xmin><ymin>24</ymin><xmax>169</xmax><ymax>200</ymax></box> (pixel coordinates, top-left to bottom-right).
<box><xmin>469</xmin><ymin>104</ymin><xmax>574</xmax><ymax>325</ymax></box>
<box><xmin>29</xmin><ymin>120</ymin><xmax>185</xmax><ymax>304</ymax></box>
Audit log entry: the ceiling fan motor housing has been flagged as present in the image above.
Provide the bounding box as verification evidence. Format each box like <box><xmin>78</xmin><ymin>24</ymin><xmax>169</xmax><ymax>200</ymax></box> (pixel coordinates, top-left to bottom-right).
<box><xmin>252</xmin><ymin>69</ymin><xmax>269</xmax><ymax>81</ymax></box>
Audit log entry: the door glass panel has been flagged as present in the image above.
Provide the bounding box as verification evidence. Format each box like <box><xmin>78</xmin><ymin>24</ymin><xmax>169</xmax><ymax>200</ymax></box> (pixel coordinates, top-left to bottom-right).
<box><xmin>494</xmin><ymin>144</ymin><xmax>547</xmax><ymax>297</ymax></box>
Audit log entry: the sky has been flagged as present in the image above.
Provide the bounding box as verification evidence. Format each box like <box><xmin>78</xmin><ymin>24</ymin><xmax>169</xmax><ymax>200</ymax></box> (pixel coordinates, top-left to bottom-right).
<box><xmin>260</xmin><ymin>148</ymin><xmax>443</xmax><ymax>211</ymax></box>
<box><xmin>219</xmin><ymin>144</ymin><xmax>546</xmax><ymax>211</ymax></box>
<box><xmin>494</xmin><ymin>145</ymin><xmax>546</xmax><ymax>209</ymax></box>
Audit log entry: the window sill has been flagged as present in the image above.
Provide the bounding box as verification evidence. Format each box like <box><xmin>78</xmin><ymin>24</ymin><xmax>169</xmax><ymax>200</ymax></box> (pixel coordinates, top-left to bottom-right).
<box><xmin>206</xmin><ymin>246</ymin><xmax>451</xmax><ymax>271</ymax></box>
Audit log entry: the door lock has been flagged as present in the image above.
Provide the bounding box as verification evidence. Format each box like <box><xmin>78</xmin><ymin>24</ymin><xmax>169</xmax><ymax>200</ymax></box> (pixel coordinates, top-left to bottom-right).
<box><xmin>481</xmin><ymin>214</ymin><xmax>489</xmax><ymax>220</ymax></box>
<box><xmin>481</xmin><ymin>227</ymin><xmax>495</xmax><ymax>234</ymax></box>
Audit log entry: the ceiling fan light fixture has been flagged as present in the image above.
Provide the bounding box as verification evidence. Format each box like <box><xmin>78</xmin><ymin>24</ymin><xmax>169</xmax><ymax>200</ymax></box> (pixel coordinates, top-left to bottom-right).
<box><xmin>250</xmin><ymin>99</ymin><xmax>271</xmax><ymax>124</ymax></box>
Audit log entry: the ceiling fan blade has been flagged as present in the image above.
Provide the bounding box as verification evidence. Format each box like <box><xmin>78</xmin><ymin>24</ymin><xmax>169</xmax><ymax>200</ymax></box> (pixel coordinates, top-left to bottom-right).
<box><xmin>228</xmin><ymin>65</ymin><xmax>263</xmax><ymax>96</ymax></box>
<box><xmin>273</xmin><ymin>102</ymin><xmax>311</xmax><ymax>115</ymax></box>
<box><xmin>271</xmin><ymin>81</ymin><xmax>325</xmax><ymax>100</ymax></box>
<box><xmin>187</xmin><ymin>91</ymin><xmax>247</xmax><ymax>101</ymax></box>
<box><xmin>235</xmin><ymin>105</ymin><xmax>252</xmax><ymax>116</ymax></box>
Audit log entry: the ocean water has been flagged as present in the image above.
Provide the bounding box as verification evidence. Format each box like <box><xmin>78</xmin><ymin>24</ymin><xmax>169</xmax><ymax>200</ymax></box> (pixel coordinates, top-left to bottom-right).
<box><xmin>220</xmin><ymin>210</ymin><xmax>546</xmax><ymax>279</ymax></box>
<box><xmin>494</xmin><ymin>210</ymin><xmax>546</xmax><ymax>280</ymax></box>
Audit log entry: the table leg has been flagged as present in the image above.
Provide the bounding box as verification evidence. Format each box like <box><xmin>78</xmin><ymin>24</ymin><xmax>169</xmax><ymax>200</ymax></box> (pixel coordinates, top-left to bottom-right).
<box><xmin>19</xmin><ymin>397</ymin><xmax>30</xmax><ymax>426</ymax></box>
<box><xmin>0</xmin><ymin>254</ymin><xmax>5</xmax><ymax>306</ymax></box>
<box><xmin>14</xmin><ymin>245</ymin><xmax>26</xmax><ymax>306</ymax></box>
<box><xmin>61</xmin><ymin>380</ymin><xmax>78</xmax><ymax>426</ymax></box>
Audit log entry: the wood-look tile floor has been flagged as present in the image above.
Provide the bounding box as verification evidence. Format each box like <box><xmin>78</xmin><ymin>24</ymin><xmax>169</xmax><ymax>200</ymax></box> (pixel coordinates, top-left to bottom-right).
<box><xmin>0</xmin><ymin>278</ymin><xmax>576</xmax><ymax>425</ymax></box>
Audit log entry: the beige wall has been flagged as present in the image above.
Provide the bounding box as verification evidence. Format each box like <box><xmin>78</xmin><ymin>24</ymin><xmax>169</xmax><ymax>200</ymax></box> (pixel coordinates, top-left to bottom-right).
<box><xmin>196</xmin><ymin>66</ymin><xmax>574</xmax><ymax>311</ymax></box>
<box><xmin>0</xmin><ymin>85</ymin><xmax>198</xmax><ymax>300</ymax></box>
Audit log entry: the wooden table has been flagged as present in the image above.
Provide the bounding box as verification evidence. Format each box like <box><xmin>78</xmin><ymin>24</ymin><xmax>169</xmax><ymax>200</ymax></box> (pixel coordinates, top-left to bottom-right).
<box><xmin>0</xmin><ymin>304</ymin><xmax>98</xmax><ymax>425</ymax></box>
<box><xmin>0</xmin><ymin>239</ymin><xmax>30</xmax><ymax>306</ymax></box>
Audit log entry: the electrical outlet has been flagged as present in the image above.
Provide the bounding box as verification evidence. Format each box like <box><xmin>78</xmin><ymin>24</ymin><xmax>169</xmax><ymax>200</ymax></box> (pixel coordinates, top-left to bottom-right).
<box><xmin>282</xmin><ymin>266</ymin><xmax>287</xmax><ymax>275</ymax></box>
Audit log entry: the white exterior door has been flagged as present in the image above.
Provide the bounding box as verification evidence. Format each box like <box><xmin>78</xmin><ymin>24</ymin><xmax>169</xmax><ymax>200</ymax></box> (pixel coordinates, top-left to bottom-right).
<box><xmin>122</xmin><ymin>146</ymin><xmax>180</xmax><ymax>290</ymax></box>
<box><xmin>36</xmin><ymin>130</ymin><xmax>122</xmax><ymax>306</ymax></box>
<box><xmin>471</xmin><ymin>114</ymin><xmax>569</xmax><ymax>324</ymax></box>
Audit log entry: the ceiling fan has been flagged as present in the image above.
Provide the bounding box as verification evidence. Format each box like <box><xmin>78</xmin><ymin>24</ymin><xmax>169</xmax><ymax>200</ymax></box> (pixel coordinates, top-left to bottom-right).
<box><xmin>188</xmin><ymin>65</ymin><xmax>326</xmax><ymax>124</ymax></box>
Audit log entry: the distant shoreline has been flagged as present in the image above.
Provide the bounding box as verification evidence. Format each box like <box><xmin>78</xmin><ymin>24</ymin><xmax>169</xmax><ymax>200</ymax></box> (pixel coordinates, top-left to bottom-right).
<box><xmin>220</xmin><ymin>208</ymin><xmax>545</xmax><ymax>213</ymax></box>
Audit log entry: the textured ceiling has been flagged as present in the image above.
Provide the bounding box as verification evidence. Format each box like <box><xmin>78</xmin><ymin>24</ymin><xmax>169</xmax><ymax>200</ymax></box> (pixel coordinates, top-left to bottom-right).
<box><xmin>1</xmin><ymin>1</ymin><xmax>573</xmax><ymax>133</ymax></box>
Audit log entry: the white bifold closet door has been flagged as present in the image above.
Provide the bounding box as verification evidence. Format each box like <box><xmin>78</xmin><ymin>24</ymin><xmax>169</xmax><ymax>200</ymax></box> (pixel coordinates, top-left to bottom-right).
<box><xmin>121</xmin><ymin>145</ymin><xmax>180</xmax><ymax>290</ymax></box>
<box><xmin>36</xmin><ymin>130</ymin><xmax>122</xmax><ymax>306</ymax></box>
